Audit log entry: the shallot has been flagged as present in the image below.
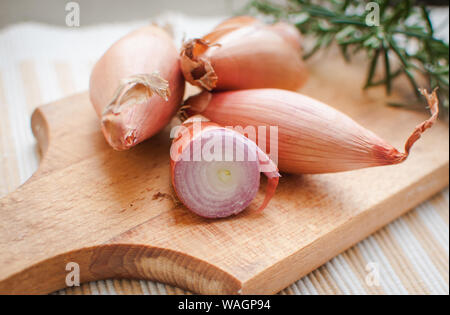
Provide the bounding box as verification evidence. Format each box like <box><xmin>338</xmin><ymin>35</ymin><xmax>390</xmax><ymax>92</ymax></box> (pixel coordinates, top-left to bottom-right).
<box><xmin>180</xmin><ymin>16</ymin><xmax>308</xmax><ymax>91</ymax></box>
<box><xmin>170</xmin><ymin>116</ymin><xmax>280</xmax><ymax>218</ymax></box>
<box><xmin>184</xmin><ymin>88</ymin><xmax>439</xmax><ymax>174</ymax></box>
<box><xmin>90</xmin><ymin>25</ymin><xmax>185</xmax><ymax>150</ymax></box>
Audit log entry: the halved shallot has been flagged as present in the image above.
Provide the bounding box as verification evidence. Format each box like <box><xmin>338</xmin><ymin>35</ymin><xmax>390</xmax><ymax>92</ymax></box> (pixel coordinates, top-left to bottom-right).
<box><xmin>90</xmin><ymin>25</ymin><xmax>185</xmax><ymax>150</ymax></box>
<box><xmin>184</xmin><ymin>88</ymin><xmax>439</xmax><ymax>174</ymax></box>
<box><xmin>180</xmin><ymin>16</ymin><xmax>308</xmax><ymax>91</ymax></box>
<box><xmin>170</xmin><ymin>116</ymin><xmax>280</xmax><ymax>218</ymax></box>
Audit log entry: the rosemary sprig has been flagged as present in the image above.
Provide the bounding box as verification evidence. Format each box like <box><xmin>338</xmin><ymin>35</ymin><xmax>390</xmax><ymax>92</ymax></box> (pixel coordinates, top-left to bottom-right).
<box><xmin>248</xmin><ymin>0</ymin><xmax>449</xmax><ymax>114</ymax></box>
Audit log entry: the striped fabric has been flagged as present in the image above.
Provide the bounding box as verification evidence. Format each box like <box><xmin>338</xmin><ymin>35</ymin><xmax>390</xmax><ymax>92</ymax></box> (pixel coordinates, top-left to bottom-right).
<box><xmin>0</xmin><ymin>13</ymin><xmax>448</xmax><ymax>295</ymax></box>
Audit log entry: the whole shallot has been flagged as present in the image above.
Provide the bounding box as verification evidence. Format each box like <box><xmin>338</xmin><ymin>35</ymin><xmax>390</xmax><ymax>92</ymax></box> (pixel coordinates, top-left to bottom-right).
<box><xmin>184</xmin><ymin>88</ymin><xmax>439</xmax><ymax>174</ymax></box>
<box><xmin>170</xmin><ymin>116</ymin><xmax>280</xmax><ymax>218</ymax></box>
<box><xmin>180</xmin><ymin>16</ymin><xmax>308</xmax><ymax>91</ymax></box>
<box><xmin>90</xmin><ymin>25</ymin><xmax>185</xmax><ymax>150</ymax></box>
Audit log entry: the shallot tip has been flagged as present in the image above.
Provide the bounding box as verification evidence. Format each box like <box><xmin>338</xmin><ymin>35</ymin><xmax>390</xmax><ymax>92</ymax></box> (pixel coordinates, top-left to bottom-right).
<box><xmin>387</xmin><ymin>87</ymin><xmax>440</xmax><ymax>164</ymax></box>
<box><xmin>180</xmin><ymin>39</ymin><xmax>218</xmax><ymax>91</ymax></box>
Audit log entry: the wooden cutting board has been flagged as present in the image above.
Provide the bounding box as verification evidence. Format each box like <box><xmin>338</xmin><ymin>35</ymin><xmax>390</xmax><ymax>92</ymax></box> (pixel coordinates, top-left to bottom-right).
<box><xmin>0</xmin><ymin>53</ymin><xmax>448</xmax><ymax>295</ymax></box>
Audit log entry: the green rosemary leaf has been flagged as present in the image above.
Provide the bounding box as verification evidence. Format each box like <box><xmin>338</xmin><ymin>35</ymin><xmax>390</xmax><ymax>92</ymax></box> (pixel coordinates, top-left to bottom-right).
<box><xmin>289</xmin><ymin>12</ymin><xmax>310</xmax><ymax>25</ymax></box>
<box><xmin>403</xmin><ymin>68</ymin><xmax>421</xmax><ymax>97</ymax></box>
<box><xmin>363</xmin><ymin>36</ymin><xmax>381</xmax><ymax>49</ymax></box>
<box><xmin>388</xmin><ymin>37</ymin><xmax>409</xmax><ymax>67</ymax></box>
<box><xmin>295</xmin><ymin>3</ymin><xmax>337</xmax><ymax>18</ymax></box>
<box><xmin>383</xmin><ymin>45</ymin><xmax>392</xmax><ymax>94</ymax></box>
<box><xmin>335</xmin><ymin>25</ymin><xmax>356</xmax><ymax>41</ymax></box>
<box><xmin>303</xmin><ymin>41</ymin><xmax>322</xmax><ymax>59</ymax></box>
<box><xmin>393</xmin><ymin>29</ymin><xmax>434</xmax><ymax>40</ymax></box>
<box><xmin>367</xmin><ymin>69</ymin><xmax>403</xmax><ymax>86</ymax></box>
<box><xmin>421</xmin><ymin>5</ymin><xmax>434</xmax><ymax>35</ymax></box>
<box><xmin>436</xmin><ymin>74</ymin><xmax>449</xmax><ymax>87</ymax></box>
<box><xmin>364</xmin><ymin>48</ymin><xmax>381</xmax><ymax>89</ymax></box>
<box><xmin>387</xmin><ymin>102</ymin><xmax>427</xmax><ymax>111</ymax></box>
<box><xmin>250</xmin><ymin>0</ymin><xmax>283</xmax><ymax>16</ymax></box>
<box><xmin>330</xmin><ymin>18</ymin><xmax>369</xmax><ymax>27</ymax></box>
<box><xmin>249</xmin><ymin>0</ymin><xmax>449</xmax><ymax>112</ymax></box>
<box><xmin>340</xmin><ymin>44</ymin><xmax>351</xmax><ymax>62</ymax></box>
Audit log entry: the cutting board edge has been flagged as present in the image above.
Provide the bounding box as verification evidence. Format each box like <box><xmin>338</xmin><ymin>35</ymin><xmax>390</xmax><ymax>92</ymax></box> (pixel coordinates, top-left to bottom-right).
<box><xmin>0</xmin><ymin>242</ymin><xmax>246</xmax><ymax>295</ymax></box>
<box><xmin>239</xmin><ymin>161</ymin><xmax>449</xmax><ymax>294</ymax></box>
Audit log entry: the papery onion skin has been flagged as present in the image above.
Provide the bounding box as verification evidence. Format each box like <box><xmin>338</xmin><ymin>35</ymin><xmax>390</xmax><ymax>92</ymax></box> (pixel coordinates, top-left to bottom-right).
<box><xmin>170</xmin><ymin>117</ymin><xmax>279</xmax><ymax>219</ymax></box>
<box><xmin>185</xmin><ymin>88</ymin><xmax>439</xmax><ymax>174</ymax></box>
<box><xmin>180</xmin><ymin>16</ymin><xmax>308</xmax><ymax>91</ymax></box>
<box><xmin>89</xmin><ymin>25</ymin><xmax>185</xmax><ymax>150</ymax></box>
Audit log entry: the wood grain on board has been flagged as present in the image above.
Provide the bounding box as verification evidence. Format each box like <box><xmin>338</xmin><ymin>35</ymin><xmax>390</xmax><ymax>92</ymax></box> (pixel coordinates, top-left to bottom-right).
<box><xmin>0</xmin><ymin>54</ymin><xmax>448</xmax><ymax>294</ymax></box>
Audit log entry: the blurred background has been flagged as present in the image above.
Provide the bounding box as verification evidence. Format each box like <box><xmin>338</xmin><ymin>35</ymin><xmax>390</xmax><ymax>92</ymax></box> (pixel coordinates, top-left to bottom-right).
<box><xmin>0</xmin><ymin>0</ymin><xmax>243</xmax><ymax>29</ymax></box>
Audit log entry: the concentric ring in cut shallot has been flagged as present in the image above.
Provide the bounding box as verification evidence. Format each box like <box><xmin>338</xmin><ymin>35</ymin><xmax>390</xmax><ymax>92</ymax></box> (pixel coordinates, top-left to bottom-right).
<box><xmin>170</xmin><ymin>120</ymin><xmax>279</xmax><ymax>219</ymax></box>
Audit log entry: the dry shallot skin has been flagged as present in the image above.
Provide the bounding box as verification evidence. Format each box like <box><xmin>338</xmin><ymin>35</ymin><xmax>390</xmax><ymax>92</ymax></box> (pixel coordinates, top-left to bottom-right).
<box><xmin>170</xmin><ymin>116</ymin><xmax>279</xmax><ymax>219</ymax></box>
<box><xmin>185</xmin><ymin>88</ymin><xmax>439</xmax><ymax>174</ymax></box>
<box><xmin>89</xmin><ymin>25</ymin><xmax>185</xmax><ymax>150</ymax></box>
<box><xmin>180</xmin><ymin>16</ymin><xmax>308</xmax><ymax>91</ymax></box>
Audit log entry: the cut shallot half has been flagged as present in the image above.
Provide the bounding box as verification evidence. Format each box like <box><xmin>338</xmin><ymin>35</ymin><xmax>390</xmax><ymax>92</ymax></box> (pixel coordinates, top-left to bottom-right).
<box><xmin>170</xmin><ymin>116</ymin><xmax>280</xmax><ymax>219</ymax></box>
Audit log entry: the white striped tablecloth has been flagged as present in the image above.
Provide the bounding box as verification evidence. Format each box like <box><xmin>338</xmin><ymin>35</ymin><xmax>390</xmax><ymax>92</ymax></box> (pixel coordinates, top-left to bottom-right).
<box><xmin>0</xmin><ymin>13</ymin><xmax>448</xmax><ymax>295</ymax></box>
